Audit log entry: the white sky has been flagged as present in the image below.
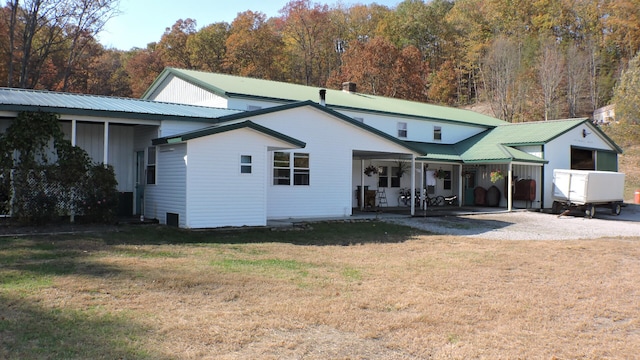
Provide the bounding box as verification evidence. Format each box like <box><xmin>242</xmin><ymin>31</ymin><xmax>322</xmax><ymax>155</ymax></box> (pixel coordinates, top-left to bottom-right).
<box><xmin>99</xmin><ymin>0</ymin><xmax>400</xmax><ymax>51</ymax></box>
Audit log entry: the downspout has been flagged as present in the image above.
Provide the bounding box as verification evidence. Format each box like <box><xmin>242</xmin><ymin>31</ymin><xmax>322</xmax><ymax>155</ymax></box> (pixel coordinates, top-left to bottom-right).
<box><xmin>103</xmin><ymin>121</ymin><xmax>110</xmax><ymax>166</ymax></box>
<box><xmin>71</xmin><ymin>119</ymin><xmax>77</xmax><ymax>146</ymax></box>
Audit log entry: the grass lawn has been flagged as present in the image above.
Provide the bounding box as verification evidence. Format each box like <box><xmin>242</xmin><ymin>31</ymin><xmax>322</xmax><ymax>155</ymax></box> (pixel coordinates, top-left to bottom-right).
<box><xmin>1</xmin><ymin>221</ymin><xmax>639</xmax><ymax>359</ymax></box>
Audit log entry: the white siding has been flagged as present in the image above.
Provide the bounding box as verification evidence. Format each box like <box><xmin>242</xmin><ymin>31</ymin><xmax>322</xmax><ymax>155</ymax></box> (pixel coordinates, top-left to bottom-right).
<box><xmin>144</xmin><ymin>143</ymin><xmax>187</xmax><ymax>226</ymax></box>
<box><xmin>250</xmin><ymin>106</ymin><xmax>417</xmax><ymax>220</ymax></box>
<box><xmin>147</xmin><ymin>75</ymin><xmax>228</xmax><ymax>108</ymax></box>
<box><xmin>338</xmin><ymin>110</ymin><xmax>488</xmax><ymax>144</ymax></box>
<box><xmin>542</xmin><ymin>123</ymin><xmax>616</xmax><ymax>207</ymax></box>
<box><xmin>185</xmin><ymin>129</ymin><xmax>302</xmax><ymax>228</ymax></box>
<box><xmin>159</xmin><ymin>120</ymin><xmax>213</xmax><ymax>138</ymax></box>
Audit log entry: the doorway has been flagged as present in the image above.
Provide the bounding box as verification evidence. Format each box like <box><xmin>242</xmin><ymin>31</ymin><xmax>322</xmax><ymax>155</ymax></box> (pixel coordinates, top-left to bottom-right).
<box><xmin>463</xmin><ymin>169</ymin><xmax>477</xmax><ymax>206</ymax></box>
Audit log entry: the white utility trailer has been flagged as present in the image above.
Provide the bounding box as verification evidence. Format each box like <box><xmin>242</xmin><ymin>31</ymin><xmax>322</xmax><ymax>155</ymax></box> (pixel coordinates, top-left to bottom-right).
<box><xmin>551</xmin><ymin>169</ymin><xmax>625</xmax><ymax>218</ymax></box>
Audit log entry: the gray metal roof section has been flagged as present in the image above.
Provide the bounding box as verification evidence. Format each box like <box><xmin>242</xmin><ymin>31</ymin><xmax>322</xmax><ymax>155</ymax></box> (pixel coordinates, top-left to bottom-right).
<box><xmin>0</xmin><ymin>87</ymin><xmax>242</xmax><ymax>121</ymax></box>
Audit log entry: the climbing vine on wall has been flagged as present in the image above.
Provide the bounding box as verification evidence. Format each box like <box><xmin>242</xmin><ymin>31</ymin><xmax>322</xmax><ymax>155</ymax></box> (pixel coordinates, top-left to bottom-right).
<box><xmin>0</xmin><ymin>111</ymin><xmax>118</xmax><ymax>224</ymax></box>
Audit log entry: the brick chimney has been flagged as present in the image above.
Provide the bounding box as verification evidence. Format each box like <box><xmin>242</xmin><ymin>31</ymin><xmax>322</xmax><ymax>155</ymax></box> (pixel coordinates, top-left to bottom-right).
<box><xmin>342</xmin><ymin>82</ymin><xmax>357</xmax><ymax>93</ymax></box>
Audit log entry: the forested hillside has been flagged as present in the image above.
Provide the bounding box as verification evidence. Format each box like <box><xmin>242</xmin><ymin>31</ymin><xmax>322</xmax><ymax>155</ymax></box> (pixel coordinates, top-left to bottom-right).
<box><xmin>1</xmin><ymin>0</ymin><xmax>640</xmax><ymax>125</ymax></box>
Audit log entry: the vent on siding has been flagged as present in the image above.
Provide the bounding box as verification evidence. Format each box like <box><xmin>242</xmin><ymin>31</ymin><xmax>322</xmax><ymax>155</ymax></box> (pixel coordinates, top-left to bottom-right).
<box><xmin>166</xmin><ymin>213</ymin><xmax>179</xmax><ymax>227</ymax></box>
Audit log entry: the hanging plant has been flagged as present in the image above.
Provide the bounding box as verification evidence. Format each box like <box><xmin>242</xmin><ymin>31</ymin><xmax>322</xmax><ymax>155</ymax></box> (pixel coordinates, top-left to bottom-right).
<box><xmin>490</xmin><ymin>169</ymin><xmax>505</xmax><ymax>183</ymax></box>
<box><xmin>396</xmin><ymin>160</ymin><xmax>409</xmax><ymax>178</ymax></box>
<box><xmin>364</xmin><ymin>165</ymin><xmax>379</xmax><ymax>176</ymax></box>
<box><xmin>433</xmin><ymin>169</ymin><xmax>446</xmax><ymax>179</ymax></box>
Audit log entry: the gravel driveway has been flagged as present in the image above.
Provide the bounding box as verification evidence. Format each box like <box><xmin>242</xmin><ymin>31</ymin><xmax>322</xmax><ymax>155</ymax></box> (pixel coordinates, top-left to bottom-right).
<box><xmin>385</xmin><ymin>205</ymin><xmax>640</xmax><ymax>240</ymax></box>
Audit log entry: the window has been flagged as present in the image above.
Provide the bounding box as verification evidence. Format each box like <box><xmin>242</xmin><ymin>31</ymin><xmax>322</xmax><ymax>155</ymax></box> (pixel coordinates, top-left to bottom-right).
<box><xmin>434</xmin><ymin>126</ymin><xmax>442</xmax><ymax>141</ymax></box>
<box><xmin>273</xmin><ymin>152</ymin><xmax>290</xmax><ymax>185</ymax></box>
<box><xmin>391</xmin><ymin>166</ymin><xmax>401</xmax><ymax>187</ymax></box>
<box><xmin>240</xmin><ymin>155</ymin><xmax>252</xmax><ymax>174</ymax></box>
<box><xmin>397</xmin><ymin>122</ymin><xmax>407</xmax><ymax>138</ymax></box>
<box><xmin>293</xmin><ymin>153</ymin><xmax>310</xmax><ymax>185</ymax></box>
<box><xmin>443</xmin><ymin>170</ymin><xmax>452</xmax><ymax>190</ymax></box>
<box><xmin>273</xmin><ymin>152</ymin><xmax>310</xmax><ymax>185</ymax></box>
<box><xmin>146</xmin><ymin>146</ymin><xmax>156</xmax><ymax>185</ymax></box>
<box><xmin>378</xmin><ymin>166</ymin><xmax>389</xmax><ymax>188</ymax></box>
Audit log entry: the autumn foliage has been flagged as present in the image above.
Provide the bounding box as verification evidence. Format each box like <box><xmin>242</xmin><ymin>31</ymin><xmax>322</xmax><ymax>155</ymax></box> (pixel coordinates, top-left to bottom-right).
<box><xmin>1</xmin><ymin>0</ymin><xmax>640</xmax><ymax>122</ymax></box>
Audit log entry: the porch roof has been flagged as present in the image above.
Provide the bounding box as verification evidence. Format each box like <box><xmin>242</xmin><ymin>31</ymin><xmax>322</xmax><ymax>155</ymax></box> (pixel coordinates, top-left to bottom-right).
<box><xmin>144</xmin><ymin>68</ymin><xmax>506</xmax><ymax>128</ymax></box>
<box><xmin>0</xmin><ymin>87</ymin><xmax>242</xmax><ymax>122</ymax></box>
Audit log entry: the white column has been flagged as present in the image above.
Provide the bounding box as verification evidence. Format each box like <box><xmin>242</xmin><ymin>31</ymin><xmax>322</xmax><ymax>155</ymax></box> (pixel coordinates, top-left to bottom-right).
<box><xmin>71</xmin><ymin>119</ymin><xmax>77</xmax><ymax>146</ymax></box>
<box><xmin>459</xmin><ymin>164</ymin><xmax>463</xmax><ymax>207</ymax></box>
<box><xmin>410</xmin><ymin>156</ymin><xmax>415</xmax><ymax>216</ymax></box>
<box><xmin>360</xmin><ymin>159</ymin><xmax>365</xmax><ymax>211</ymax></box>
<box><xmin>508</xmin><ymin>163</ymin><xmax>513</xmax><ymax>212</ymax></box>
<box><xmin>103</xmin><ymin>121</ymin><xmax>109</xmax><ymax>165</ymax></box>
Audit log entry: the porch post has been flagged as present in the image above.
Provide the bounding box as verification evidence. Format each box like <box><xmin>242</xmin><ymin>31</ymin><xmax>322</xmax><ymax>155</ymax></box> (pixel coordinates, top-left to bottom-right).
<box><xmin>103</xmin><ymin>121</ymin><xmax>109</xmax><ymax>166</ymax></box>
<box><xmin>459</xmin><ymin>164</ymin><xmax>463</xmax><ymax>207</ymax></box>
<box><xmin>360</xmin><ymin>159</ymin><xmax>365</xmax><ymax>211</ymax></box>
<box><xmin>419</xmin><ymin>162</ymin><xmax>425</xmax><ymax>210</ymax></box>
<box><xmin>71</xmin><ymin>119</ymin><xmax>77</xmax><ymax>146</ymax></box>
<box><xmin>507</xmin><ymin>163</ymin><xmax>513</xmax><ymax>212</ymax></box>
<box><xmin>410</xmin><ymin>156</ymin><xmax>416</xmax><ymax>216</ymax></box>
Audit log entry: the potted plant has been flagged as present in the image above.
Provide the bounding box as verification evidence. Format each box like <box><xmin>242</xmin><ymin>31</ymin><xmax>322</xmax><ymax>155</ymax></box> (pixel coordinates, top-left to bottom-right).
<box><xmin>364</xmin><ymin>165</ymin><xmax>379</xmax><ymax>176</ymax></box>
<box><xmin>395</xmin><ymin>160</ymin><xmax>409</xmax><ymax>178</ymax></box>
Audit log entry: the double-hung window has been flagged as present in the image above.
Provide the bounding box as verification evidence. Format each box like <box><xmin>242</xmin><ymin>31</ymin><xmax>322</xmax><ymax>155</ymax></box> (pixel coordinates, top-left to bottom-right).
<box><xmin>397</xmin><ymin>122</ymin><xmax>408</xmax><ymax>138</ymax></box>
<box><xmin>240</xmin><ymin>155</ymin><xmax>252</xmax><ymax>174</ymax></box>
<box><xmin>146</xmin><ymin>146</ymin><xmax>156</xmax><ymax>185</ymax></box>
<box><xmin>273</xmin><ymin>152</ymin><xmax>310</xmax><ymax>185</ymax></box>
<box><xmin>434</xmin><ymin>126</ymin><xmax>442</xmax><ymax>141</ymax></box>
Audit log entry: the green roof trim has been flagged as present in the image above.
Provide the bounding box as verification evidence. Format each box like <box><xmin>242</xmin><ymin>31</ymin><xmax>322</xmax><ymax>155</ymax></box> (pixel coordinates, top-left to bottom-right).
<box><xmin>144</xmin><ymin>68</ymin><xmax>506</xmax><ymax>128</ymax></box>
<box><xmin>0</xmin><ymin>87</ymin><xmax>242</xmax><ymax>122</ymax></box>
<box><xmin>152</xmin><ymin>120</ymin><xmax>306</xmax><ymax>148</ymax></box>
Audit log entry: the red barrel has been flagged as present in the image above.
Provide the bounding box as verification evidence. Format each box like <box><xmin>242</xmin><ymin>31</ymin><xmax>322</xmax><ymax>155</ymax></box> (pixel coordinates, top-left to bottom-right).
<box><xmin>635</xmin><ymin>189</ymin><xmax>640</xmax><ymax>204</ymax></box>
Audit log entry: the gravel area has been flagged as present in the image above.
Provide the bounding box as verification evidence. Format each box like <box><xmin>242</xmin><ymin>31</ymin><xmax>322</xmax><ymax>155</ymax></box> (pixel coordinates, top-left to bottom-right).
<box><xmin>385</xmin><ymin>205</ymin><xmax>640</xmax><ymax>240</ymax></box>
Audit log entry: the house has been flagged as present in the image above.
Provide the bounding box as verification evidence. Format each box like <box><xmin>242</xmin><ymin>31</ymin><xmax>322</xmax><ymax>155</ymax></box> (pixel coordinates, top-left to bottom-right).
<box><xmin>593</xmin><ymin>104</ymin><xmax>615</xmax><ymax>124</ymax></box>
<box><xmin>0</xmin><ymin>68</ymin><xmax>623</xmax><ymax>228</ymax></box>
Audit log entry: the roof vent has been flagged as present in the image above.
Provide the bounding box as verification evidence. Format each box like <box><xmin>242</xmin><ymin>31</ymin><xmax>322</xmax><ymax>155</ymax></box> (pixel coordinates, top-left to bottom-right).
<box><xmin>342</xmin><ymin>82</ymin><xmax>357</xmax><ymax>93</ymax></box>
<box><xmin>319</xmin><ymin>89</ymin><xmax>326</xmax><ymax>106</ymax></box>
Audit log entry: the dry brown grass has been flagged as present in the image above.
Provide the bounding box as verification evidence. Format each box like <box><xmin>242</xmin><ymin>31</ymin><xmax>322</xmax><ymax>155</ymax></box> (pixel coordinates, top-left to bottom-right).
<box><xmin>4</xmin><ymin>231</ymin><xmax>639</xmax><ymax>359</ymax></box>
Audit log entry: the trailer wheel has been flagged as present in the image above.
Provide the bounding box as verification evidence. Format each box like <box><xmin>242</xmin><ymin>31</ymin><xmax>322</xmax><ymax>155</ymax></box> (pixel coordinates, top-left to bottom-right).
<box><xmin>585</xmin><ymin>204</ymin><xmax>595</xmax><ymax>219</ymax></box>
<box><xmin>611</xmin><ymin>202</ymin><xmax>622</xmax><ymax>216</ymax></box>
<box><xmin>552</xmin><ymin>201</ymin><xmax>562</xmax><ymax>214</ymax></box>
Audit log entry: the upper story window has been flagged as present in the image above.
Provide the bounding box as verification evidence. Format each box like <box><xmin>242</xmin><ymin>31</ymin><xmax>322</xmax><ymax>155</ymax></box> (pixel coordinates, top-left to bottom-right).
<box><xmin>146</xmin><ymin>146</ymin><xmax>156</xmax><ymax>185</ymax></box>
<box><xmin>434</xmin><ymin>126</ymin><xmax>442</xmax><ymax>141</ymax></box>
<box><xmin>273</xmin><ymin>152</ymin><xmax>310</xmax><ymax>186</ymax></box>
<box><xmin>397</xmin><ymin>122</ymin><xmax>407</xmax><ymax>138</ymax></box>
<box><xmin>240</xmin><ymin>155</ymin><xmax>252</xmax><ymax>174</ymax></box>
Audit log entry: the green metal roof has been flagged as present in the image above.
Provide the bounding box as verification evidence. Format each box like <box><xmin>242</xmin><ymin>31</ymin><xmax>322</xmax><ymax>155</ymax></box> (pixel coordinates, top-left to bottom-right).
<box><xmin>405</xmin><ymin>141</ymin><xmax>463</xmax><ymax>162</ymax></box>
<box><xmin>0</xmin><ymin>87</ymin><xmax>242</xmax><ymax>121</ymax></box>
<box><xmin>153</xmin><ymin>120</ymin><xmax>306</xmax><ymax>148</ymax></box>
<box><xmin>144</xmin><ymin>68</ymin><xmax>507</xmax><ymax>128</ymax></box>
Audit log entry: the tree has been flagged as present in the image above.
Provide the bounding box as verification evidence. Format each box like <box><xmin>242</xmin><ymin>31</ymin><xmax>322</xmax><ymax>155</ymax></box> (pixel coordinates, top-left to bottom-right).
<box><xmin>157</xmin><ymin>18</ymin><xmax>197</xmax><ymax>69</ymax></box>
<box><xmin>2</xmin><ymin>0</ymin><xmax>119</xmax><ymax>89</ymax></box>
<box><xmin>565</xmin><ymin>42</ymin><xmax>589</xmax><ymax>118</ymax></box>
<box><xmin>278</xmin><ymin>0</ymin><xmax>335</xmax><ymax>86</ymax></box>
<box><xmin>124</xmin><ymin>44</ymin><xmax>165</xmax><ymax>98</ymax></box>
<box><xmin>481</xmin><ymin>36</ymin><xmax>525</xmax><ymax>122</ymax></box>
<box><xmin>60</xmin><ymin>0</ymin><xmax>121</xmax><ymax>91</ymax></box>
<box><xmin>187</xmin><ymin>22</ymin><xmax>230</xmax><ymax>73</ymax></box>
<box><xmin>613</xmin><ymin>52</ymin><xmax>640</xmax><ymax>125</ymax></box>
<box><xmin>224</xmin><ymin>10</ymin><xmax>285</xmax><ymax>79</ymax></box>
<box><xmin>328</xmin><ymin>37</ymin><xmax>427</xmax><ymax>101</ymax></box>
<box><xmin>537</xmin><ymin>38</ymin><xmax>564</xmax><ymax>120</ymax></box>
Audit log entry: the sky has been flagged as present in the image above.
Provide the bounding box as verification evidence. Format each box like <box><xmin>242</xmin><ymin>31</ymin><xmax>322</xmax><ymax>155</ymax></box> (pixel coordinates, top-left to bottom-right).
<box><xmin>98</xmin><ymin>0</ymin><xmax>400</xmax><ymax>51</ymax></box>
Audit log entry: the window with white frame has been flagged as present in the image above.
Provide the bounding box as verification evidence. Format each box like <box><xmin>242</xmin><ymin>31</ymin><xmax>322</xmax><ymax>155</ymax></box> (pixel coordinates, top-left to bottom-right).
<box><xmin>434</xmin><ymin>126</ymin><xmax>442</xmax><ymax>141</ymax></box>
<box><xmin>397</xmin><ymin>122</ymin><xmax>407</xmax><ymax>138</ymax></box>
<box><xmin>146</xmin><ymin>146</ymin><xmax>156</xmax><ymax>185</ymax></box>
<box><xmin>273</xmin><ymin>152</ymin><xmax>310</xmax><ymax>185</ymax></box>
<box><xmin>240</xmin><ymin>155</ymin><xmax>252</xmax><ymax>174</ymax></box>
<box><xmin>378</xmin><ymin>166</ymin><xmax>389</xmax><ymax>188</ymax></box>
